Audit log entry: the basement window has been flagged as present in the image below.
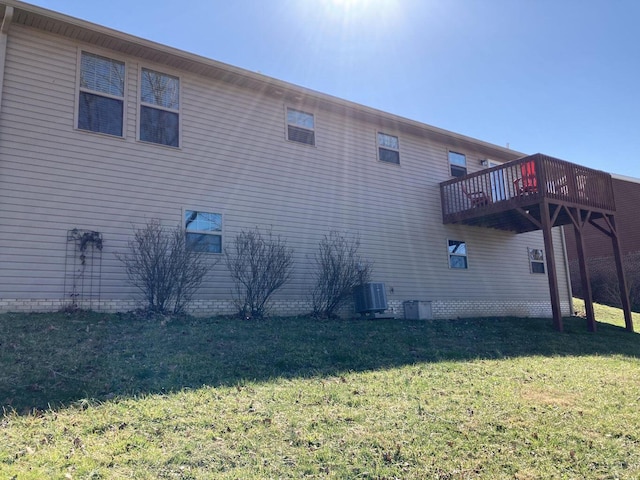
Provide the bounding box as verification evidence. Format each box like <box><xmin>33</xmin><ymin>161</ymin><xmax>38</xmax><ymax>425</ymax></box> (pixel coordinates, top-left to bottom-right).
<box><xmin>286</xmin><ymin>108</ymin><xmax>315</xmax><ymax>145</ymax></box>
<box><xmin>78</xmin><ymin>51</ymin><xmax>125</xmax><ymax>137</ymax></box>
<box><xmin>528</xmin><ymin>248</ymin><xmax>545</xmax><ymax>274</ymax></box>
<box><xmin>140</xmin><ymin>68</ymin><xmax>180</xmax><ymax>147</ymax></box>
<box><xmin>185</xmin><ymin>210</ymin><xmax>222</xmax><ymax>253</ymax></box>
<box><xmin>448</xmin><ymin>240</ymin><xmax>468</xmax><ymax>269</ymax></box>
<box><xmin>378</xmin><ymin>132</ymin><xmax>400</xmax><ymax>164</ymax></box>
<box><xmin>449</xmin><ymin>151</ymin><xmax>467</xmax><ymax>177</ymax></box>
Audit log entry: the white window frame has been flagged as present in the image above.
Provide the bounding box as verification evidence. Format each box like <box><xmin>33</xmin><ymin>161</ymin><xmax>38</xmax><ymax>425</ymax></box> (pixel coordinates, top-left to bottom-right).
<box><xmin>528</xmin><ymin>247</ymin><xmax>546</xmax><ymax>274</ymax></box>
<box><xmin>286</xmin><ymin>107</ymin><xmax>315</xmax><ymax>146</ymax></box>
<box><xmin>184</xmin><ymin>209</ymin><xmax>223</xmax><ymax>254</ymax></box>
<box><xmin>448</xmin><ymin>239</ymin><xmax>468</xmax><ymax>269</ymax></box>
<box><xmin>138</xmin><ymin>67</ymin><xmax>181</xmax><ymax>148</ymax></box>
<box><xmin>377</xmin><ymin>132</ymin><xmax>400</xmax><ymax>164</ymax></box>
<box><xmin>75</xmin><ymin>50</ymin><xmax>126</xmax><ymax>138</ymax></box>
<box><xmin>449</xmin><ymin>151</ymin><xmax>467</xmax><ymax>177</ymax></box>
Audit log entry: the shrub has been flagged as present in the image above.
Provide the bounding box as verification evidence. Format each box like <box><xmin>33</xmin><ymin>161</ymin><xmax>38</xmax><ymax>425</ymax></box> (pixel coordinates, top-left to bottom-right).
<box><xmin>571</xmin><ymin>252</ymin><xmax>640</xmax><ymax>312</ymax></box>
<box><xmin>225</xmin><ymin>228</ymin><xmax>294</xmax><ymax>319</ymax></box>
<box><xmin>116</xmin><ymin>219</ymin><xmax>212</xmax><ymax>315</ymax></box>
<box><xmin>593</xmin><ymin>259</ymin><xmax>640</xmax><ymax>313</ymax></box>
<box><xmin>310</xmin><ymin>231</ymin><xmax>372</xmax><ymax>319</ymax></box>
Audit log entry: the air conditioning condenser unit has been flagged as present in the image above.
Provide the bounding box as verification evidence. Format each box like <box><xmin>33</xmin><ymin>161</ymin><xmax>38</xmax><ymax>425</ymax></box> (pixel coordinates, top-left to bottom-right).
<box><xmin>353</xmin><ymin>282</ymin><xmax>388</xmax><ymax>314</ymax></box>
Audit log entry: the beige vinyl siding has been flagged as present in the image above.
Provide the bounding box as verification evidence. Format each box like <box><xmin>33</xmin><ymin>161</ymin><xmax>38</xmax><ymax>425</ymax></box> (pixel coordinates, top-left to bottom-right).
<box><xmin>0</xmin><ymin>24</ymin><xmax>569</xmax><ymax>311</ymax></box>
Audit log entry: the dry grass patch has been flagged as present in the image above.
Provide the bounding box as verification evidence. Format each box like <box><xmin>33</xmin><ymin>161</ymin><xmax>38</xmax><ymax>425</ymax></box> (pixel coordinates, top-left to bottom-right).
<box><xmin>520</xmin><ymin>387</ymin><xmax>578</xmax><ymax>407</ymax></box>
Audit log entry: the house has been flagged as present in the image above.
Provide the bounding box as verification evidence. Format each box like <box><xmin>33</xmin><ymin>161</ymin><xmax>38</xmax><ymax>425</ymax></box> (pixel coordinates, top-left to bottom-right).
<box><xmin>563</xmin><ymin>174</ymin><xmax>640</xmax><ymax>308</ymax></box>
<box><xmin>0</xmin><ymin>1</ymin><xmax>590</xmax><ymax>323</ymax></box>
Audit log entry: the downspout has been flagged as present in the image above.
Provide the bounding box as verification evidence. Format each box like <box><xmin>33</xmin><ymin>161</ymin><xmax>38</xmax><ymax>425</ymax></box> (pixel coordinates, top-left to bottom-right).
<box><xmin>560</xmin><ymin>225</ymin><xmax>575</xmax><ymax>316</ymax></box>
<box><xmin>0</xmin><ymin>6</ymin><xmax>14</xmax><ymax>114</ymax></box>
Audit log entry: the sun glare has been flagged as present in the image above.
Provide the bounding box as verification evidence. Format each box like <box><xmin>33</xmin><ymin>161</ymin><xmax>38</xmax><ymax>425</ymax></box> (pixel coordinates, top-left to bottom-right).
<box><xmin>330</xmin><ymin>0</ymin><xmax>367</xmax><ymax>5</ymax></box>
<box><xmin>324</xmin><ymin>0</ymin><xmax>396</xmax><ymax>11</ymax></box>
<box><xmin>320</xmin><ymin>0</ymin><xmax>399</xmax><ymax>23</ymax></box>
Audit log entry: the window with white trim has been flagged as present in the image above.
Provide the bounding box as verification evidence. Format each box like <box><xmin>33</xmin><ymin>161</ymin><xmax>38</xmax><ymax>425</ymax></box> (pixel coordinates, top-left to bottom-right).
<box><xmin>528</xmin><ymin>247</ymin><xmax>545</xmax><ymax>274</ymax></box>
<box><xmin>449</xmin><ymin>151</ymin><xmax>467</xmax><ymax>177</ymax></box>
<box><xmin>448</xmin><ymin>240</ymin><xmax>468</xmax><ymax>269</ymax></box>
<box><xmin>286</xmin><ymin>108</ymin><xmax>315</xmax><ymax>145</ymax></box>
<box><xmin>185</xmin><ymin>210</ymin><xmax>222</xmax><ymax>253</ymax></box>
<box><xmin>78</xmin><ymin>52</ymin><xmax>125</xmax><ymax>136</ymax></box>
<box><xmin>140</xmin><ymin>68</ymin><xmax>180</xmax><ymax>147</ymax></box>
<box><xmin>378</xmin><ymin>132</ymin><xmax>400</xmax><ymax>164</ymax></box>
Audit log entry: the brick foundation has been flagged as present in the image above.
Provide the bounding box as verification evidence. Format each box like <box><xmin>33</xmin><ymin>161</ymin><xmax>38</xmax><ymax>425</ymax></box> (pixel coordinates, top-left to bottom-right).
<box><xmin>430</xmin><ymin>299</ymin><xmax>571</xmax><ymax>319</ymax></box>
<box><xmin>0</xmin><ymin>297</ymin><xmax>570</xmax><ymax>319</ymax></box>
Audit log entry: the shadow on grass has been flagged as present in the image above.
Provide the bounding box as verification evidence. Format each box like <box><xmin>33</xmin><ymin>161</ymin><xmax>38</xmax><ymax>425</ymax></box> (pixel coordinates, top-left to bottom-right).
<box><xmin>1</xmin><ymin>311</ymin><xmax>639</xmax><ymax>414</ymax></box>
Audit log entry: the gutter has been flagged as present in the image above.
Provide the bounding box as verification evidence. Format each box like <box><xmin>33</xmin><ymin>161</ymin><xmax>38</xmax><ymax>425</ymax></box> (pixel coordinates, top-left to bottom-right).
<box><xmin>0</xmin><ymin>5</ymin><xmax>13</xmax><ymax>114</ymax></box>
<box><xmin>611</xmin><ymin>173</ymin><xmax>640</xmax><ymax>185</ymax></box>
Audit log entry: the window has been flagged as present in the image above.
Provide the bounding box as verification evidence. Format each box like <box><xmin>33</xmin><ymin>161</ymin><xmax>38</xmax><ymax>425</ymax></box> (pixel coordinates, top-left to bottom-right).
<box><xmin>78</xmin><ymin>52</ymin><xmax>125</xmax><ymax>136</ymax></box>
<box><xmin>287</xmin><ymin>108</ymin><xmax>315</xmax><ymax>145</ymax></box>
<box><xmin>377</xmin><ymin>133</ymin><xmax>400</xmax><ymax>164</ymax></box>
<box><xmin>140</xmin><ymin>68</ymin><xmax>180</xmax><ymax>147</ymax></box>
<box><xmin>448</xmin><ymin>240</ymin><xmax>468</xmax><ymax>269</ymax></box>
<box><xmin>449</xmin><ymin>151</ymin><xmax>467</xmax><ymax>177</ymax></box>
<box><xmin>528</xmin><ymin>248</ymin><xmax>545</xmax><ymax>274</ymax></box>
<box><xmin>185</xmin><ymin>210</ymin><xmax>222</xmax><ymax>253</ymax></box>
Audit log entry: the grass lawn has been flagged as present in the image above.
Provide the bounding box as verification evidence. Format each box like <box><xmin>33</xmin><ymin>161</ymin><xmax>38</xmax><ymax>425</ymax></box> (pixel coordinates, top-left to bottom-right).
<box><xmin>1</xmin><ymin>300</ymin><xmax>639</xmax><ymax>479</ymax></box>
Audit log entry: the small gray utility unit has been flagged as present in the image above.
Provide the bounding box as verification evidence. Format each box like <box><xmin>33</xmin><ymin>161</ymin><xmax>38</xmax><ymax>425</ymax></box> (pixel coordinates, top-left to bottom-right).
<box><xmin>403</xmin><ymin>300</ymin><xmax>433</xmax><ymax>320</ymax></box>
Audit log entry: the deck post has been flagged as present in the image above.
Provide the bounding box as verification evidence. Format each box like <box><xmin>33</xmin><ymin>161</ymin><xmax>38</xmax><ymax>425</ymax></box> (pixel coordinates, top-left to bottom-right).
<box><xmin>573</xmin><ymin>213</ymin><xmax>596</xmax><ymax>331</ymax></box>
<box><xmin>541</xmin><ymin>201</ymin><xmax>563</xmax><ymax>331</ymax></box>
<box><xmin>609</xmin><ymin>215</ymin><xmax>634</xmax><ymax>332</ymax></box>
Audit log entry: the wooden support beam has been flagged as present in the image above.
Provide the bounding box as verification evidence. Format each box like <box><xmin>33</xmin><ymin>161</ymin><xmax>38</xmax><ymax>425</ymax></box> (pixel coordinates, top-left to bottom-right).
<box><xmin>550</xmin><ymin>204</ymin><xmax>562</xmax><ymax>226</ymax></box>
<box><xmin>588</xmin><ymin>217</ymin><xmax>613</xmax><ymax>238</ymax></box>
<box><xmin>541</xmin><ymin>200</ymin><xmax>563</xmax><ymax>331</ymax></box>
<box><xmin>514</xmin><ymin>207</ymin><xmax>542</xmax><ymax>229</ymax></box>
<box><xmin>571</xmin><ymin>209</ymin><xmax>596</xmax><ymax>331</ymax></box>
<box><xmin>608</xmin><ymin>215</ymin><xmax>634</xmax><ymax>332</ymax></box>
<box><xmin>562</xmin><ymin>206</ymin><xmax>580</xmax><ymax>230</ymax></box>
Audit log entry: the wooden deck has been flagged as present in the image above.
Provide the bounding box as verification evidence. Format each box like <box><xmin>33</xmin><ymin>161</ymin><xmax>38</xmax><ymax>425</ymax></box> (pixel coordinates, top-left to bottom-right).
<box><xmin>440</xmin><ymin>153</ymin><xmax>632</xmax><ymax>334</ymax></box>
<box><xmin>440</xmin><ymin>154</ymin><xmax>616</xmax><ymax>233</ymax></box>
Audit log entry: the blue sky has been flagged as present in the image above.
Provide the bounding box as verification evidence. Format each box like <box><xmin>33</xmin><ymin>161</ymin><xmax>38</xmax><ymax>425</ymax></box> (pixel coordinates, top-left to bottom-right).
<box><xmin>27</xmin><ymin>0</ymin><xmax>640</xmax><ymax>178</ymax></box>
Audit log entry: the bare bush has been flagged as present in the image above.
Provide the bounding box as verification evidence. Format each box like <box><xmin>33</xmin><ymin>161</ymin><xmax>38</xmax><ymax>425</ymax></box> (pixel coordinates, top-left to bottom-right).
<box><xmin>225</xmin><ymin>228</ymin><xmax>294</xmax><ymax>319</ymax></box>
<box><xmin>573</xmin><ymin>252</ymin><xmax>640</xmax><ymax>312</ymax></box>
<box><xmin>116</xmin><ymin>219</ymin><xmax>212</xmax><ymax>315</ymax></box>
<box><xmin>596</xmin><ymin>267</ymin><xmax>640</xmax><ymax>313</ymax></box>
<box><xmin>310</xmin><ymin>231</ymin><xmax>372</xmax><ymax>319</ymax></box>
